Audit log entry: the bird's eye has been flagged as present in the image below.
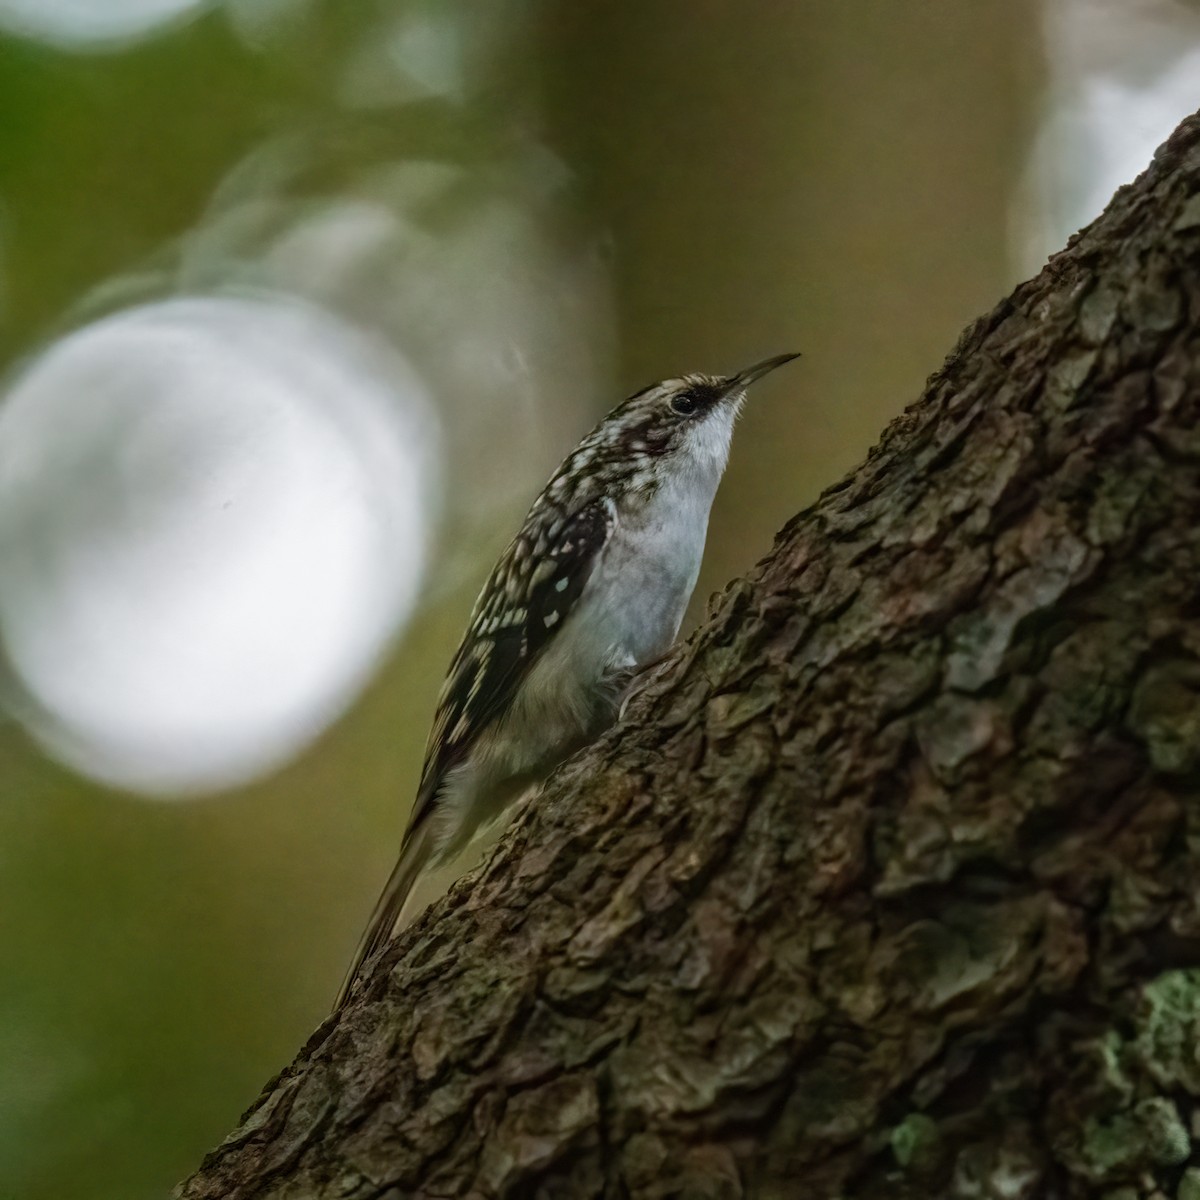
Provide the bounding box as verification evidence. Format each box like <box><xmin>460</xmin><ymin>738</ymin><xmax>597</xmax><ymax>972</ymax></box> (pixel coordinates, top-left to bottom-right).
<box><xmin>670</xmin><ymin>392</ymin><xmax>699</xmax><ymax>416</ymax></box>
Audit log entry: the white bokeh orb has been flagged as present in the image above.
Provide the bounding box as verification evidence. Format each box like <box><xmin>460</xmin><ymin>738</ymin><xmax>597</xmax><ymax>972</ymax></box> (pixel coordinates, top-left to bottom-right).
<box><xmin>0</xmin><ymin>295</ymin><xmax>438</xmax><ymax>795</ymax></box>
<box><xmin>1015</xmin><ymin>0</ymin><xmax>1200</xmax><ymax>275</ymax></box>
<box><xmin>0</xmin><ymin>0</ymin><xmax>214</xmax><ymax>49</ymax></box>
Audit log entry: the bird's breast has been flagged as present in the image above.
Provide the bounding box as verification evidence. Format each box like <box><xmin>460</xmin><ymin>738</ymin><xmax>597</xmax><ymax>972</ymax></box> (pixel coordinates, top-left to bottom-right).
<box><xmin>589</xmin><ymin>475</ymin><xmax>715</xmax><ymax>666</ymax></box>
<box><xmin>497</xmin><ymin>473</ymin><xmax>717</xmax><ymax>780</ymax></box>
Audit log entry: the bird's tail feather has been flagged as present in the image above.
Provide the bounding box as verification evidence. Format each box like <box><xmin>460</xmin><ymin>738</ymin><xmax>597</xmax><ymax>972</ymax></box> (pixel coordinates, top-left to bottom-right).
<box><xmin>332</xmin><ymin>816</ymin><xmax>435</xmax><ymax>1012</ymax></box>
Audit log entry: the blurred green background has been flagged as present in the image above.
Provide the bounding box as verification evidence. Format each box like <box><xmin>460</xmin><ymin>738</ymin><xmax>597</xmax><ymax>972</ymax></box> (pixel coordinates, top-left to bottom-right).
<box><xmin>0</xmin><ymin>1</ymin><xmax>1197</xmax><ymax>1195</ymax></box>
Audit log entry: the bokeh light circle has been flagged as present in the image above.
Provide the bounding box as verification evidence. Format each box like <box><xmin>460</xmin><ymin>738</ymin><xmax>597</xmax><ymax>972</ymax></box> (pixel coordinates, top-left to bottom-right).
<box><xmin>0</xmin><ymin>0</ymin><xmax>214</xmax><ymax>49</ymax></box>
<box><xmin>0</xmin><ymin>295</ymin><xmax>438</xmax><ymax>795</ymax></box>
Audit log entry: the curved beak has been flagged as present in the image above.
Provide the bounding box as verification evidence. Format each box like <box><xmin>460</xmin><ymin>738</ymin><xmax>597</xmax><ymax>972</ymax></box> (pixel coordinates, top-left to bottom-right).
<box><xmin>725</xmin><ymin>351</ymin><xmax>802</xmax><ymax>394</ymax></box>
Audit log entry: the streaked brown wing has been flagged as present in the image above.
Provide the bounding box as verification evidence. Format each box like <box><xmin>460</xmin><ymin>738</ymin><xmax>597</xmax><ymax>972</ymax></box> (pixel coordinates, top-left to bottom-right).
<box><xmin>405</xmin><ymin>497</ymin><xmax>614</xmax><ymax>841</ymax></box>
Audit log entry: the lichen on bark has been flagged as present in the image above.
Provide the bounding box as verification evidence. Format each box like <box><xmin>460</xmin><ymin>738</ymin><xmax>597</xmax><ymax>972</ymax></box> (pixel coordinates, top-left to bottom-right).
<box><xmin>180</xmin><ymin>110</ymin><xmax>1200</xmax><ymax>1199</ymax></box>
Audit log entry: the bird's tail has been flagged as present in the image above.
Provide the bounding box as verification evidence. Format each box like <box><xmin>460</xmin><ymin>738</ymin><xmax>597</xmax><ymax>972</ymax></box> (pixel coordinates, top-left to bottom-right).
<box><xmin>332</xmin><ymin>815</ymin><xmax>436</xmax><ymax>1012</ymax></box>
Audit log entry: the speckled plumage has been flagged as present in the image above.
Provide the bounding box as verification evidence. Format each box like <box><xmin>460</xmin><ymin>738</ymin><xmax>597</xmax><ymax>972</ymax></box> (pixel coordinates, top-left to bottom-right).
<box><xmin>335</xmin><ymin>354</ymin><xmax>799</xmax><ymax>1010</ymax></box>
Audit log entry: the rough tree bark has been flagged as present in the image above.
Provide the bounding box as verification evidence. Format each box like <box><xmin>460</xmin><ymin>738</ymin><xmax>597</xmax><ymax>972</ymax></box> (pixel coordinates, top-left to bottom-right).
<box><xmin>180</xmin><ymin>111</ymin><xmax>1200</xmax><ymax>1199</ymax></box>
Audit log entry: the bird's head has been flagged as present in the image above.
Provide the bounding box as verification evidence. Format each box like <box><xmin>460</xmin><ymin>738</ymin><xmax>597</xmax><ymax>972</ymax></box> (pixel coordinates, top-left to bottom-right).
<box><xmin>549</xmin><ymin>355</ymin><xmax>801</xmax><ymax>506</ymax></box>
<box><xmin>598</xmin><ymin>352</ymin><xmax>802</xmax><ymax>480</ymax></box>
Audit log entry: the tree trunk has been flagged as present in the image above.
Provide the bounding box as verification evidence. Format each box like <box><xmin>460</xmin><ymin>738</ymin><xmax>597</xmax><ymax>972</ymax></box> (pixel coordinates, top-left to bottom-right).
<box><xmin>178</xmin><ymin>110</ymin><xmax>1200</xmax><ymax>1200</ymax></box>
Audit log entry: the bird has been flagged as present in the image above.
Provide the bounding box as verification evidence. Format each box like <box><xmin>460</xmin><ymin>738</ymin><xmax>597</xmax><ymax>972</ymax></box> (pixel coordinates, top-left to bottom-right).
<box><xmin>334</xmin><ymin>352</ymin><xmax>800</xmax><ymax>1010</ymax></box>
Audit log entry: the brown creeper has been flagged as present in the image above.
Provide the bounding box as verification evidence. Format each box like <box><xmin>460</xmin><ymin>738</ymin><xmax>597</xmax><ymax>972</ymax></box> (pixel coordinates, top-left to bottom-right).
<box><xmin>334</xmin><ymin>352</ymin><xmax>799</xmax><ymax>1009</ymax></box>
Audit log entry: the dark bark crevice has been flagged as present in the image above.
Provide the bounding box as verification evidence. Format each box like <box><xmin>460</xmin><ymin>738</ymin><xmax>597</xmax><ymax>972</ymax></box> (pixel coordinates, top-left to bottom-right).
<box><xmin>181</xmin><ymin>112</ymin><xmax>1200</xmax><ymax>1199</ymax></box>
